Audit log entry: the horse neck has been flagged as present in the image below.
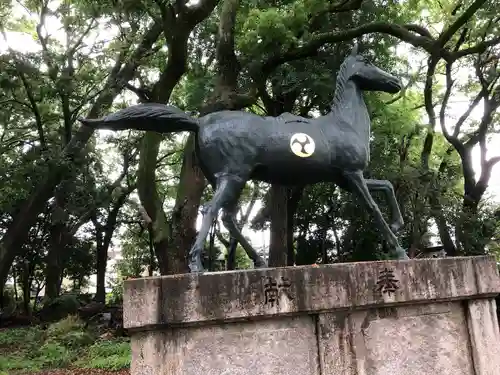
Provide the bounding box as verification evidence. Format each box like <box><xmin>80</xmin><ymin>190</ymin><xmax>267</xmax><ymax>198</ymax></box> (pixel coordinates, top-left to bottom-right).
<box><xmin>325</xmin><ymin>80</ymin><xmax>370</xmax><ymax>144</ymax></box>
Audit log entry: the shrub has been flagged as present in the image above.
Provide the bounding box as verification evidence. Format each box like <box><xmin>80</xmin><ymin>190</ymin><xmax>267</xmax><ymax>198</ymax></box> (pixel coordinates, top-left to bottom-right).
<box><xmin>46</xmin><ymin>315</ymin><xmax>94</xmax><ymax>348</ymax></box>
<box><xmin>39</xmin><ymin>294</ymin><xmax>81</xmax><ymax>322</ymax></box>
<box><xmin>76</xmin><ymin>339</ymin><xmax>131</xmax><ymax>370</ymax></box>
<box><xmin>46</xmin><ymin>314</ymin><xmax>83</xmax><ymax>337</ymax></box>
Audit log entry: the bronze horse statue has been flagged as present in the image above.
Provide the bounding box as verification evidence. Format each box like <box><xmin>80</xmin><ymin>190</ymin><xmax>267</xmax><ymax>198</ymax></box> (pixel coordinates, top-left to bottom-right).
<box><xmin>80</xmin><ymin>45</ymin><xmax>408</xmax><ymax>272</ymax></box>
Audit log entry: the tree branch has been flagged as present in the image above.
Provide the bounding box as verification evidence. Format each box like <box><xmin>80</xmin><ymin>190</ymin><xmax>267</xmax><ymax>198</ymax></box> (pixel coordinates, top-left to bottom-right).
<box><xmin>473</xmin><ymin>155</ymin><xmax>500</xmax><ymax>204</ymax></box>
<box><xmin>453</xmin><ymin>26</ymin><xmax>468</xmax><ymax>52</ymax></box>
<box><xmin>455</xmin><ymin>93</ymin><xmax>485</xmax><ymax>145</ymax></box>
<box><xmin>256</xmin><ymin>22</ymin><xmax>436</xmax><ymax>78</ymax></box>
<box><xmin>487</xmin><ymin>156</ymin><xmax>500</xmax><ymax>169</ymax></box>
<box><xmin>0</xmin><ymin>30</ymin><xmax>46</xmax><ymax>150</ymax></box>
<box><xmin>404</xmin><ymin>24</ymin><xmax>434</xmax><ymax>38</ymax></box>
<box><xmin>452</xmin><ymin>36</ymin><xmax>500</xmax><ymax>60</ymax></box>
<box><xmin>17</xmin><ymin>69</ymin><xmax>46</xmax><ymax>150</ymax></box>
<box><xmin>124</xmin><ymin>82</ymin><xmax>153</xmax><ymax>102</ymax></box>
<box><xmin>439</xmin><ymin>61</ymin><xmax>455</xmax><ymax>141</ymax></box>
<box><xmin>308</xmin><ymin>0</ymin><xmax>365</xmax><ymax>25</ymax></box>
<box><xmin>185</xmin><ymin>0</ymin><xmax>222</xmax><ymax>26</ymax></box>
<box><xmin>69</xmin><ymin>150</ymin><xmax>135</xmax><ymax>235</ymax></box>
<box><xmin>421</xmin><ymin>55</ymin><xmax>439</xmax><ymax>169</ymax></box>
<box><xmin>65</xmin><ymin>19</ymin><xmax>96</xmax><ymax>62</ymax></box>
<box><xmin>254</xmin><ymin>7</ymin><xmax>496</xmax><ymax>81</ymax></box>
<box><xmin>214</xmin><ymin>0</ymin><xmax>241</xmax><ymax>90</ymax></box>
<box><xmin>36</xmin><ymin>1</ymin><xmax>57</xmax><ymax>82</ymax></box>
<box><xmin>437</xmin><ymin>0</ymin><xmax>487</xmax><ymax>47</ymax></box>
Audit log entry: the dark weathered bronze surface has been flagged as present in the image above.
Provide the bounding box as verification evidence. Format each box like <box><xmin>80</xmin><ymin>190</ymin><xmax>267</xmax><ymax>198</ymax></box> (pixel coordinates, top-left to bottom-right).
<box><xmin>80</xmin><ymin>45</ymin><xmax>407</xmax><ymax>272</ymax></box>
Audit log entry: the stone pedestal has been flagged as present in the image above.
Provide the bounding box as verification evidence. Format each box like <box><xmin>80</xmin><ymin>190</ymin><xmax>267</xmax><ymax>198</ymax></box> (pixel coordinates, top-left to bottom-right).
<box><xmin>124</xmin><ymin>256</ymin><xmax>500</xmax><ymax>375</ymax></box>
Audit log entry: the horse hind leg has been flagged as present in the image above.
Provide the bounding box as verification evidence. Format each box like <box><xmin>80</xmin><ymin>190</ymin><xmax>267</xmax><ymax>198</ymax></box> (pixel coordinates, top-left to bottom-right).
<box><xmin>188</xmin><ymin>175</ymin><xmax>244</xmax><ymax>272</ymax></box>
<box><xmin>365</xmin><ymin>179</ymin><xmax>404</xmax><ymax>233</ymax></box>
<box><xmin>344</xmin><ymin>170</ymin><xmax>409</xmax><ymax>260</ymax></box>
<box><xmin>222</xmin><ymin>207</ymin><xmax>267</xmax><ymax>268</ymax></box>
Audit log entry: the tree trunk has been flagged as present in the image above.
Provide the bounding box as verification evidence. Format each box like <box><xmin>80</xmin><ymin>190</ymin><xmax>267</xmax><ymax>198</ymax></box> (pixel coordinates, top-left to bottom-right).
<box><xmin>269</xmin><ymin>184</ymin><xmax>288</xmax><ymax>266</ymax></box>
<box><xmin>21</xmin><ymin>262</ymin><xmax>31</xmax><ymax>315</ymax></box>
<box><xmin>94</xmin><ymin>225</ymin><xmax>106</xmax><ymax>303</ymax></box>
<box><xmin>457</xmin><ymin>198</ymin><xmax>484</xmax><ymax>256</ymax></box>
<box><xmin>94</xmin><ymin>245</ymin><xmax>107</xmax><ymax>303</ymax></box>
<box><xmin>45</xmin><ymin>199</ymin><xmax>68</xmax><ymax>301</ymax></box>
<box><xmin>407</xmin><ymin>188</ymin><xmax>427</xmax><ymax>259</ymax></box>
<box><xmin>135</xmin><ymin>31</ymin><xmax>197</xmax><ymax>275</ymax></box>
<box><xmin>0</xmin><ymin>162</ymin><xmax>68</xmax><ymax>298</ymax></box>
<box><xmin>429</xmin><ymin>194</ymin><xmax>457</xmax><ymax>256</ymax></box>
<box><xmin>137</xmin><ymin>132</ymin><xmax>170</xmax><ymax>275</ymax></box>
<box><xmin>137</xmin><ymin>133</ymin><xmax>171</xmax><ymax>275</ymax></box>
<box><xmin>44</xmin><ymin>226</ymin><xmax>64</xmax><ymax>300</ymax></box>
<box><xmin>167</xmin><ymin>135</ymin><xmax>206</xmax><ymax>273</ymax></box>
<box><xmin>95</xmin><ymin>188</ymin><xmax>132</xmax><ymax>302</ymax></box>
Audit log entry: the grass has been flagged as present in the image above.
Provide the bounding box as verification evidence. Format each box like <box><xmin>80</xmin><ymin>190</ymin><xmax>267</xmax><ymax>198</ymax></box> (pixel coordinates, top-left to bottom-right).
<box><xmin>0</xmin><ymin>316</ymin><xmax>130</xmax><ymax>373</ymax></box>
<box><xmin>75</xmin><ymin>340</ymin><xmax>131</xmax><ymax>370</ymax></box>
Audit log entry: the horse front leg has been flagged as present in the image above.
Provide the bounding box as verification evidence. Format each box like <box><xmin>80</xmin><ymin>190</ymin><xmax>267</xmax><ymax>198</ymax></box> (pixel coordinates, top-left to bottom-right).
<box><xmin>344</xmin><ymin>170</ymin><xmax>409</xmax><ymax>260</ymax></box>
<box><xmin>365</xmin><ymin>179</ymin><xmax>404</xmax><ymax>233</ymax></box>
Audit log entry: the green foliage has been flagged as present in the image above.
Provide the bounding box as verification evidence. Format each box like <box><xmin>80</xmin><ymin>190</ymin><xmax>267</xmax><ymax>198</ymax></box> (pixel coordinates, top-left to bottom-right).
<box><xmin>0</xmin><ymin>323</ymin><xmax>76</xmax><ymax>371</ymax></box>
<box><xmin>0</xmin><ymin>326</ymin><xmax>44</xmax><ymax>348</ymax></box>
<box><xmin>116</xmin><ymin>230</ymin><xmax>155</xmax><ymax>279</ymax></box>
<box><xmin>106</xmin><ymin>272</ymin><xmax>124</xmax><ymax>305</ymax></box>
<box><xmin>0</xmin><ymin>317</ymin><xmax>130</xmax><ymax>372</ymax></box>
<box><xmin>46</xmin><ymin>315</ymin><xmax>83</xmax><ymax>336</ymax></box>
<box><xmin>233</xmin><ymin>245</ymin><xmax>254</xmax><ymax>269</ymax></box>
<box><xmin>238</xmin><ymin>7</ymin><xmax>305</xmax><ymax>56</ymax></box>
<box><xmin>40</xmin><ymin>294</ymin><xmax>81</xmax><ymax>321</ymax></box>
<box><xmin>75</xmin><ymin>339</ymin><xmax>131</xmax><ymax>370</ymax></box>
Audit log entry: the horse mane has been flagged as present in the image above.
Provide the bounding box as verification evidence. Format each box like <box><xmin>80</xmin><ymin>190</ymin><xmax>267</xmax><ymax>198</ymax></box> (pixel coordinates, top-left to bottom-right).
<box><xmin>330</xmin><ymin>57</ymin><xmax>352</xmax><ymax>111</ymax></box>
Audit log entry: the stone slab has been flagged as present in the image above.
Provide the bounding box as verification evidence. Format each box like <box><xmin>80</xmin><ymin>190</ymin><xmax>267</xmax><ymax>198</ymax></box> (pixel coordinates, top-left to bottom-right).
<box><xmin>124</xmin><ymin>256</ymin><xmax>500</xmax><ymax>329</ymax></box>
<box><xmin>131</xmin><ymin>315</ymin><xmax>319</xmax><ymax>375</ymax></box>
<box><xmin>466</xmin><ymin>298</ymin><xmax>500</xmax><ymax>375</ymax></box>
<box><xmin>318</xmin><ymin>302</ymin><xmax>474</xmax><ymax>375</ymax></box>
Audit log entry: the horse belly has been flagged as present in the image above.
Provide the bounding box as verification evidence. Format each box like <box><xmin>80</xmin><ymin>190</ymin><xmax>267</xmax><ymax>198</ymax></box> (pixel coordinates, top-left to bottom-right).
<box><xmin>329</xmin><ymin>141</ymin><xmax>368</xmax><ymax>170</ymax></box>
<box><xmin>251</xmin><ymin>156</ymin><xmax>332</xmax><ymax>185</ymax></box>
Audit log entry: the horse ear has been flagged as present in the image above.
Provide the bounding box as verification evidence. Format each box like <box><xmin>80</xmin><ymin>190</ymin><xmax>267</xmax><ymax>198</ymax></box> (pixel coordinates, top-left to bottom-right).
<box><xmin>351</xmin><ymin>43</ymin><xmax>359</xmax><ymax>56</ymax></box>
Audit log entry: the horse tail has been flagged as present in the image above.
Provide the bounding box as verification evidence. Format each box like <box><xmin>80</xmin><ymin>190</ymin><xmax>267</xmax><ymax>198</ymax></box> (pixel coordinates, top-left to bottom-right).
<box><xmin>78</xmin><ymin>103</ymin><xmax>199</xmax><ymax>134</ymax></box>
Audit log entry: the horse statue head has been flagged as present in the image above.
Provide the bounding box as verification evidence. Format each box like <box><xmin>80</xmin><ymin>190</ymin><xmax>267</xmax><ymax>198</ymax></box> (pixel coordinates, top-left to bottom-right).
<box><xmin>343</xmin><ymin>44</ymin><xmax>402</xmax><ymax>94</ymax></box>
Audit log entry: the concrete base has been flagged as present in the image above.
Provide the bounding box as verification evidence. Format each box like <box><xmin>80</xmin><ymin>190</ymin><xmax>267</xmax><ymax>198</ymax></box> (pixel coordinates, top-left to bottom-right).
<box><xmin>124</xmin><ymin>256</ymin><xmax>500</xmax><ymax>375</ymax></box>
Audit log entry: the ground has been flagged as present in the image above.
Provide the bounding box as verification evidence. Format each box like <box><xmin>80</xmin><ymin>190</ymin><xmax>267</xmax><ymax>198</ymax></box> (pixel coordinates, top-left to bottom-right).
<box><xmin>0</xmin><ymin>316</ymin><xmax>130</xmax><ymax>375</ymax></box>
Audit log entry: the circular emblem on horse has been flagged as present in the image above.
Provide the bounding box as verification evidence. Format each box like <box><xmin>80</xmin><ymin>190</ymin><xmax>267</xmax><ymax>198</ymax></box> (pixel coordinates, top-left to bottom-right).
<box><xmin>290</xmin><ymin>133</ymin><xmax>315</xmax><ymax>157</ymax></box>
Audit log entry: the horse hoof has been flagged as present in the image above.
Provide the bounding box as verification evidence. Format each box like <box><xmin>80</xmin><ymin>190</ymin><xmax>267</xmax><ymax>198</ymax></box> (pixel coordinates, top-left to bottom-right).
<box><xmin>395</xmin><ymin>248</ymin><xmax>409</xmax><ymax>260</ymax></box>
